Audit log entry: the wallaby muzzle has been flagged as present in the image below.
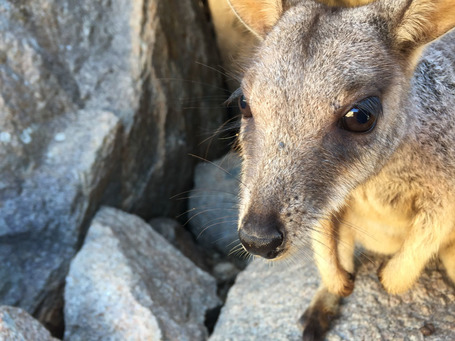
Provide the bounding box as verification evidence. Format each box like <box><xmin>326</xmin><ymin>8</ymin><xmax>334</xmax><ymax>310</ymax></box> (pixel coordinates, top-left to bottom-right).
<box><xmin>239</xmin><ymin>212</ymin><xmax>285</xmax><ymax>259</ymax></box>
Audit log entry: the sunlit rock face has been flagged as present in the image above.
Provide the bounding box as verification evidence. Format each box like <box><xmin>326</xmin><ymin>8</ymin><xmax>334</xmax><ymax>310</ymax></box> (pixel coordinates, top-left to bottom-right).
<box><xmin>0</xmin><ymin>0</ymin><xmax>226</xmax><ymax>333</ymax></box>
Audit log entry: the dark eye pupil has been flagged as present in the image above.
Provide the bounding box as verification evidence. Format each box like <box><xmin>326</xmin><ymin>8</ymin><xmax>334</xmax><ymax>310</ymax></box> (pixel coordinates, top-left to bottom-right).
<box><xmin>238</xmin><ymin>94</ymin><xmax>252</xmax><ymax>118</ymax></box>
<box><xmin>352</xmin><ymin>108</ymin><xmax>370</xmax><ymax>124</ymax></box>
<box><xmin>340</xmin><ymin>97</ymin><xmax>381</xmax><ymax>133</ymax></box>
<box><xmin>240</xmin><ymin>95</ymin><xmax>248</xmax><ymax>109</ymax></box>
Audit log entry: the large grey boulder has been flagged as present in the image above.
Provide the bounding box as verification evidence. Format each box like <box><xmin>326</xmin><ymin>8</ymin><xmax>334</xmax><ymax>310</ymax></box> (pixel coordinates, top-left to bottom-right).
<box><xmin>0</xmin><ymin>109</ymin><xmax>121</xmax><ymax>332</ymax></box>
<box><xmin>65</xmin><ymin>207</ymin><xmax>220</xmax><ymax>341</ymax></box>
<box><xmin>0</xmin><ymin>0</ymin><xmax>225</xmax><ymax>330</ymax></box>
<box><xmin>211</xmin><ymin>256</ymin><xmax>455</xmax><ymax>340</ymax></box>
<box><xmin>0</xmin><ymin>306</ymin><xmax>58</xmax><ymax>341</ymax></box>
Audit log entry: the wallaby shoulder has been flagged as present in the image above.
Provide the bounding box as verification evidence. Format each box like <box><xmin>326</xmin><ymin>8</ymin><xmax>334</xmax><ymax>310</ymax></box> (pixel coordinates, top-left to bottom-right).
<box><xmin>408</xmin><ymin>30</ymin><xmax>455</xmax><ymax>172</ymax></box>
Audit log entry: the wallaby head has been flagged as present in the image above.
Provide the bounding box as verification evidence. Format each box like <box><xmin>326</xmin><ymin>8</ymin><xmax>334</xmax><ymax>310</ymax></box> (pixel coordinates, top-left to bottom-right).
<box><xmin>231</xmin><ymin>0</ymin><xmax>455</xmax><ymax>259</ymax></box>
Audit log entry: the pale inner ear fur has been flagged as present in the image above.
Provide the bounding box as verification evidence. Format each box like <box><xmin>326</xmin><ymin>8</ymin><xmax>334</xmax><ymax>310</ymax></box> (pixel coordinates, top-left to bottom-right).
<box><xmin>227</xmin><ymin>0</ymin><xmax>283</xmax><ymax>38</ymax></box>
<box><xmin>395</xmin><ymin>0</ymin><xmax>455</xmax><ymax>48</ymax></box>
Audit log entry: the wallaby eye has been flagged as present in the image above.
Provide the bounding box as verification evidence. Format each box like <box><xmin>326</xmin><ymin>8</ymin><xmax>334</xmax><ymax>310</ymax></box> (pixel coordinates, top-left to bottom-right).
<box><xmin>238</xmin><ymin>95</ymin><xmax>252</xmax><ymax>118</ymax></box>
<box><xmin>340</xmin><ymin>97</ymin><xmax>381</xmax><ymax>133</ymax></box>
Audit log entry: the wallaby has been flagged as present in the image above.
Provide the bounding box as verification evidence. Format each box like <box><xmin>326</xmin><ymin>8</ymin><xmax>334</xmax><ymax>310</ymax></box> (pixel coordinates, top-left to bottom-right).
<box><xmin>227</xmin><ymin>0</ymin><xmax>455</xmax><ymax>339</ymax></box>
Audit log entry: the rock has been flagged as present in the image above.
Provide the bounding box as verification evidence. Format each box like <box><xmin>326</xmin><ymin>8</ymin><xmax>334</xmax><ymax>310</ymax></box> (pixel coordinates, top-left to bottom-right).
<box><xmin>149</xmin><ymin>218</ymin><xmax>182</xmax><ymax>244</ymax></box>
<box><xmin>213</xmin><ymin>262</ymin><xmax>241</xmax><ymax>284</ymax></box>
<box><xmin>64</xmin><ymin>207</ymin><xmax>220</xmax><ymax>341</ymax></box>
<box><xmin>212</xmin><ymin>261</ymin><xmax>242</xmax><ymax>302</ymax></box>
<box><xmin>149</xmin><ymin>217</ymin><xmax>211</xmax><ymax>272</ymax></box>
<box><xmin>149</xmin><ymin>218</ymin><xmax>243</xmax><ymax>303</ymax></box>
<box><xmin>210</xmin><ymin>255</ymin><xmax>455</xmax><ymax>340</ymax></box>
<box><xmin>188</xmin><ymin>151</ymin><xmax>242</xmax><ymax>256</ymax></box>
<box><xmin>0</xmin><ymin>109</ymin><xmax>121</xmax><ymax>334</ymax></box>
<box><xmin>0</xmin><ymin>306</ymin><xmax>58</xmax><ymax>341</ymax></box>
<box><xmin>0</xmin><ymin>0</ymin><xmax>226</xmax><ymax>330</ymax></box>
<box><xmin>117</xmin><ymin>0</ymin><xmax>227</xmax><ymax>218</ymax></box>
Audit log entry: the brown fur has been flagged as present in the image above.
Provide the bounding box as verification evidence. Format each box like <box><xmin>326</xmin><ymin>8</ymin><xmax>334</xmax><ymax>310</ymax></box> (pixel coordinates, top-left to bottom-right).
<box><xmin>207</xmin><ymin>0</ymin><xmax>376</xmax><ymax>91</ymax></box>
<box><xmin>229</xmin><ymin>0</ymin><xmax>455</xmax><ymax>339</ymax></box>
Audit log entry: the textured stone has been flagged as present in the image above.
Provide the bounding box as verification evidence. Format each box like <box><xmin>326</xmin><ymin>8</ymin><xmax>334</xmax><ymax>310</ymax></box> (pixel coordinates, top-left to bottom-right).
<box><xmin>149</xmin><ymin>218</ymin><xmax>243</xmax><ymax>303</ymax></box>
<box><xmin>188</xmin><ymin>151</ymin><xmax>242</xmax><ymax>256</ymax></box>
<box><xmin>65</xmin><ymin>207</ymin><xmax>220</xmax><ymax>341</ymax></box>
<box><xmin>0</xmin><ymin>109</ymin><xmax>121</xmax><ymax>332</ymax></box>
<box><xmin>149</xmin><ymin>217</ymin><xmax>211</xmax><ymax>272</ymax></box>
<box><xmin>117</xmin><ymin>0</ymin><xmax>227</xmax><ymax>218</ymax></box>
<box><xmin>0</xmin><ymin>306</ymin><xmax>58</xmax><ymax>341</ymax></box>
<box><xmin>0</xmin><ymin>0</ymin><xmax>226</xmax><ymax>330</ymax></box>
<box><xmin>211</xmin><ymin>255</ymin><xmax>455</xmax><ymax>340</ymax></box>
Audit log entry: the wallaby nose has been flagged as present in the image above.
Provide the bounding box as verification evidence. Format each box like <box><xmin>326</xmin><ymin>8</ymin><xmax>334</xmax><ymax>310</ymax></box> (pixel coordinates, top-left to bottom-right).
<box><xmin>239</xmin><ymin>213</ymin><xmax>285</xmax><ymax>259</ymax></box>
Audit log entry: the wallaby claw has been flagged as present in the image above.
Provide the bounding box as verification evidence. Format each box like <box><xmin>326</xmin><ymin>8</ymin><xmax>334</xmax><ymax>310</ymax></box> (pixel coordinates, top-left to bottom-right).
<box><xmin>377</xmin><ymin>261</ymin><xmax>385</xmax><ymax>284</ymax></box>
<box><xmin>341</xmin><ymin>271</ymin><xmax>355</xmax><ymax>297</ymax></box>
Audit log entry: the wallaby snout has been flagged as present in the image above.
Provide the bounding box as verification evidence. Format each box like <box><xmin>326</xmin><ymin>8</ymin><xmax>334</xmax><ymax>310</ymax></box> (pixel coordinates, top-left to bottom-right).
<box><xmin>239</xmin><ymin>212</ymin><xmax>285</xmax><ymax>259</ymax></box>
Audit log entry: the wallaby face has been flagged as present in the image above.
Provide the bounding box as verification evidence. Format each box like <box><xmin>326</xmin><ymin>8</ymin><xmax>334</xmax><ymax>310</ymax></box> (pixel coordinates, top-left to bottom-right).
<box><xmin>237</xmin><ymin>3</ymin><xmax>410</xmax><ymax>258</ymax></box>
<box><xmin>229</xmin><ymin>0</ymin><xmax>455</xmax><ymax>339</ymax></box>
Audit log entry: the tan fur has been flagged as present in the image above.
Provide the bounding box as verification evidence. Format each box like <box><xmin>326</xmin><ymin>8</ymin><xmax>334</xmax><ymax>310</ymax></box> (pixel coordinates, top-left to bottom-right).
<box><xmin>340</xmin><ymin>160</ymin><xmax>455</xmax><ymax>294</ymax></box>
<box><xmin>229</xmin><ymin>0</ymin><xmax>455</xmax><ymax>339</ymax></box>
<box><xmin>396</xmin><ymin>0</ymin><xmax>455</xmax><ymax>47</ymax></box>
<box><xmin>207</xmin><ymin>0</ymin><xmax>260</xmax><ymax>91</ymax></box>
<box><xmin>227</xmin><ymin>0</ymin><xmax>283</xmax><ymax>37</ymax></box>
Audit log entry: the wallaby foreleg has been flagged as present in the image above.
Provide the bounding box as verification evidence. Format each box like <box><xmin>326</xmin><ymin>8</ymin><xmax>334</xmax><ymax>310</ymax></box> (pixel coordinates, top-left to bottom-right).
<box><xmin>439</xmin><ymin>238</ymin><xmax>455</xmax><ymax>286</ymax></box>
<box><xmin>311</xmin><ymin>218</ymin><xmax>356</xmax><ymax>297</ymax></box>
<box><xmin>378</xmin><ymin>204</ymin><xmax>455</xmax><ymax>294</ymax></box>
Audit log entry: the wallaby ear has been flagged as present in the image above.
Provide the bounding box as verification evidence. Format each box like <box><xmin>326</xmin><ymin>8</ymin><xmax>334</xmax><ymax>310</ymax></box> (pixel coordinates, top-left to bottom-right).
<box><xmin>323</xmin><ymin>0</ymin><xmax>375</xmax><ymax>6</ymax></box>
<box><xmin>392</xmin><ymin>0</ymin><xmax>455</xmax><ymax>51</ymax></box>
<box><xmin>227</xmin><ymin>0</ymin><xmax>284</xmax><ymax>38</ymax></box>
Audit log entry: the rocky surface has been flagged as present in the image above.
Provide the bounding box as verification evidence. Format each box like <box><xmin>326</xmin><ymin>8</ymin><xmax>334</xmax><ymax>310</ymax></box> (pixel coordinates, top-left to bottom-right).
<box><xmin>65</xmin><ymin>207</ymin><xmax>220</xmax><ymax>341</ymax></box>
<box><xmin>0</xmin><ymin>109</ymin><xmax>122</xmax><ymax>334</ymax></box>
<box><xmin>149</xmin><ymin>217</ymin><xmax>211</xmax><ymax>272</ymax></box>
<box><xmin>149</xmin><ymin>217</ymin><xmax>242</xmax><ymax>303</ymax></box>
<box><xmin>188</xmin><ymin>151</ymin><xmax>242</xmax><ymax>256</ymax></box>
<box><xmin>0</xmin><ymin>0</ymin><xmax>226</xmax><ymax>331</ymax></box>
<box><xmin>0</xmin><ymin>306</ymin><xmax>58</xmax><ymax>341</ymax></box>
<box><xmin>211</xmin><ymin>255</ymin><xmax>455</xmax><ymax>340</ymax></box>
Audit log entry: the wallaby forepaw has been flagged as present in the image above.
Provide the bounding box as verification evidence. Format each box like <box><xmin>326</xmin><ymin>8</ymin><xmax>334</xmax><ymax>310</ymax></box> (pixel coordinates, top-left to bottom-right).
<box><xmin>325</xmin><ymin>270</ymin><xmax>355</xmax><ymax>297</ymax></box>
<box><xmin>299</xmin><ymin>287</ymin><xmax>341</xmax><ymax>341</ymax></box>
<box><xmin>299</xmin><ymin>306</ymin><xmax>336</xmax><ymax>341</ymax></box>
<box><xmin>377</xmin><ymin>260</ymin><xmax>415</xmax><ymax>295</ymax></box>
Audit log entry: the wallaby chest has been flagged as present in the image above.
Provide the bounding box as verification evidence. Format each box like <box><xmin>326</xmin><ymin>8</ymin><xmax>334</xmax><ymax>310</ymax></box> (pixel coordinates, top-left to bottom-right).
<box><xmin>343</xmin><ymin>150</ymin><xmax>427</xmax><ymax>255</ymax></box>
<box><xmin>345</xmin><ymin>183</ymin><xmax>414</xmax><ymax>254</ymax></box>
